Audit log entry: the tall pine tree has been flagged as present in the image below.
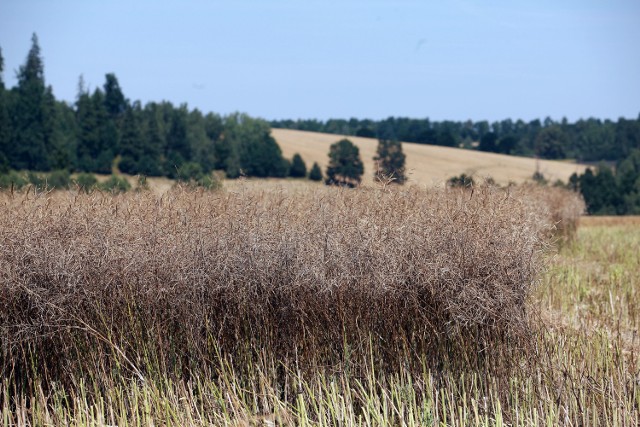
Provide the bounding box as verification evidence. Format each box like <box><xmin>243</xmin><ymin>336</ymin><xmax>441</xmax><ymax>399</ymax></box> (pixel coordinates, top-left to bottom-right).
<box><xmin>12</xmin><ymin>34</ymin><xmax>51</xmax><ymax>170</ymax></box>
<box><xmin>0</xmin><ymin>47</ymin><xmax>11</xmax><ymax>172</ymax></box>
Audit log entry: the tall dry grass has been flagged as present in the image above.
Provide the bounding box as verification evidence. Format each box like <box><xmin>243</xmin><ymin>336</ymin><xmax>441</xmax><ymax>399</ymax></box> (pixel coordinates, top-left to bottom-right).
<box><xmin>0</xmin><ymin>184</ymin><xmax>586</xmax><ymax>422</ymax></box>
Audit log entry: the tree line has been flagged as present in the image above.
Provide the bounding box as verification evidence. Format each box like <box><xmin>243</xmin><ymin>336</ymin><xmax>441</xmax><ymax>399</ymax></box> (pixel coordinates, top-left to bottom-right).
<box><xmin>271</xmin><ymin>115</ymin><xmax>640</xmax><ymax>163</ymax></box>
<box><xmin>0</xmin><ymin>34</ymin><xmax>305</xmax><ymax>184</ymax></box>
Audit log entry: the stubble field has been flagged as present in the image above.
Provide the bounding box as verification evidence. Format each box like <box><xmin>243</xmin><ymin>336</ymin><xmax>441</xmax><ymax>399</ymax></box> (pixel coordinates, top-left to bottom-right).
<box><xmin>272</xmin><ymin>128</ymin><xmax>587</xmax><ymax>186</ymax></box>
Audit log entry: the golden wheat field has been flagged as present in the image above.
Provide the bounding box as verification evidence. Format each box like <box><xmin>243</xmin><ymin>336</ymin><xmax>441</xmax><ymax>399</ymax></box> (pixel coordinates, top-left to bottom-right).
<box><xmin>272</xmin><ymin>128</ymin><xmax>588</xmax><ymax>186</ymax></box>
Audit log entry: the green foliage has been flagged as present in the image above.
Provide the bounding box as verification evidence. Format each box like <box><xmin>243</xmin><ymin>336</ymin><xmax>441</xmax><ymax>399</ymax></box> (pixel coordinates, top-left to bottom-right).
<box><xmin>373</xmin><ymin>139</ymin><xmax>406</xmax><ymax>184</ymax></box>
<box><xmin>478</xmin><ymin>132</ymin><xmax>499</xmax><ymax>152</ymax></box>
<box><xmin>589</xmin><ymin>149</ymin><xmax>640</xmax><ymax>214</ymax></box>
<box><xmin>0</xmin><ymin>48</ymin><xmax>10</xmax><ymax>168</ymax></box>
<box><xmin>11</xmin><ymin>34</ymin><xmax>52</xmax><ymax>171</ymax></box>
<box><xmin>325</xmin><ymin>139</ymin><xmax>364</xmax><ymax>187</ymax></box>
<box><xmin>176</xmin><ymin>161</ymin><xmax>204</xmax><ymax>182</ymax></box>
<box><xmin>224</xmin><ymin>113</ymin><xmax>288</xmax><ymax>178</ymax></box>
<box><xmin>98</xmin><ymin>175</ymin><xmax>131</xmax><ymax>193</ymax></box>
<box><xmin>47</xmin><ymin>169</ymin><xmax>71</xmax><ymax>189</ymax></box>
<box><xmin>534</xmin><ymin>126</ymin><xmax>567</xmax><ymax>159</ymax></box>
<box><xmin>0</xmin><ymin>170</ymin><xmax>28</xmax><ymax>190</ymax></box>
<box><xmin>289</xmin><ymin>153</ymin><xmax>307</xmax><ymax>178</ymax></box>
<box><xmin>447</xmin><ymin>173</ymin><xmax>474</xmax><ymax>188</ymax></box>
<box><xmin>73</xmin><ymin>173</ymin><xmax>98</xmax><ymax>193</ymax></box>
<box><xmin>273</xmin><ymin>115</ymin><xmax>640</xmax><ymax>163</ymax></box>
<box><xmin>308</xmin><ymin>162</ymin><xmax>323</xmax><ymax>181</ymax></box>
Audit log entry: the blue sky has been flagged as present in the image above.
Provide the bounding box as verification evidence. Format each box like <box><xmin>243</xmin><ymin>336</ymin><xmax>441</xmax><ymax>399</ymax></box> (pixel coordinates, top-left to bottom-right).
<box><xmin>1</xmin><ymin>0</ymin><xmax>638</xmax><ymax>122</ymax></box>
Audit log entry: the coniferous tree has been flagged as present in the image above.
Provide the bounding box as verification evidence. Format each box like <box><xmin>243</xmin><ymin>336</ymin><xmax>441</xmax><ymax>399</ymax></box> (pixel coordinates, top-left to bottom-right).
<box><xmin>118</xmin><ymin>102</ymin><xmax>144</xmax><ymax>174</ymax></box>
<box><xmin>76</xmin><ymin>85</ymin><xmax>114</xmax><ymax>173</ymax></box>
<box><xmin>188</xmin><ymin>109</ymin><xmax>216</xmax><ymax>173</ymax></box>
<box><xmin>103</xmin><ymin>73</ymin><xmax>127</xmax><ymax>119</ymax></box>
<box><xmin>289</xmin><ymin>153</ymin><xmax>307</xmax><ymax>178</ymax></box>
<box><xmin>325</xmin><ymin>139</ymin><xmax>364</xmax><ymax>187</ymax></box>
<box><xmin>373</xmin><ymin>139</ymin><xmax>406</xmax><ymax>184</ymax></box>
<box><xmin>139</xmin><ymin>102</ymin><xmax>165</xmax><ymax>176</ymax></box>
<box><xmin>308</xmin><ymin>162</ymin><xmax>323</xmax><ymax>181</ymax></box>
<box><xmin>0</xmin><ymin>47</ymin><xmax>11</xmax><ymax>172</ymax></box>
<box><xmin>12</xmin><ymin>34</ymin><xmax>51</xmax><ymax>170</ymax></box>
<box><xmin>165</xmin><ymin>106</ymin><xmax>190</xmax><ymax>177</ymax></box>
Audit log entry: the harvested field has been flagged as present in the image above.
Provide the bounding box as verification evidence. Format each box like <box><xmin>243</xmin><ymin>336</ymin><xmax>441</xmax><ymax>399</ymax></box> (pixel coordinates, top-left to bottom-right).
<box><xmin>272</xmin><ymin>128</ymin><xmax>588</xmax><ymax>186</ymax></box>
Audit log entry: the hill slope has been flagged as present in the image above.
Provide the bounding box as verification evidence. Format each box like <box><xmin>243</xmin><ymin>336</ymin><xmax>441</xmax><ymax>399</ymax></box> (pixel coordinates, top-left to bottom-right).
<box><xmin>272</xmin><ymin>128</ymin><xmax>587</xmax><ymax>186</ymax></box>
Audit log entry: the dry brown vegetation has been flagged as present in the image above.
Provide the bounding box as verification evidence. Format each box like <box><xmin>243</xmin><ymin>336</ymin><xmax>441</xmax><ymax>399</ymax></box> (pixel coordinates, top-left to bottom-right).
<box><xmin>273</xmin><ymin>128</ymin><xmax>587</xmax><ymax>186</ymax></box>
<box><xmin>5</xmin><ymin>184</ymin><xmax>634</xmax><ymax>426</ymax></box>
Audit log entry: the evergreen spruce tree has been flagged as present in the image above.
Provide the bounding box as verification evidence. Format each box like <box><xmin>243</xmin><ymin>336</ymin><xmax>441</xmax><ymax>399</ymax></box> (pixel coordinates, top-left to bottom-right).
<box><xmin>0</xmin><ymin>47</ymin><xmax>11</xmax><ymax>172</ymax></box>
<box><xmin>118</xmin><ymin>103</ymin><xmax>144</xmax><ymax>174</ymax></box>
<box><xmin>289</xmin><ymin>153</ymin><xmax>307</xmax><ymax>178</ymax></box>
<box><xmin>373</xmin><ymin>138</ymin><xmax>406</xmax><ymax>184</ymax></box>
<box><xmin>103</xmin><ymin>73</ymin><xmax>127</xmax><ymax>119</ymax></box>
<box><xmin>12</xmin><ymin>34</ymin><xmax>51</xmax><ymax>170</ymax></box>
<box><xmin>139</xmin><ymin>103</ymin><xmax>165</xmax><ymax>176</ymax></box>
<box><xmin>308</xmin><ymin>162</ymin><xmax>323</xmax><ymax>181</ymax></box>
<box><xmin>325</xmin><ymin>139</ymin><xmax>364</xmax><ymax>187</ymax></box>
<box><xmin>165</xmin><ymin>106</ymin><xmax>190</xmax><ymax>177</ymax></box>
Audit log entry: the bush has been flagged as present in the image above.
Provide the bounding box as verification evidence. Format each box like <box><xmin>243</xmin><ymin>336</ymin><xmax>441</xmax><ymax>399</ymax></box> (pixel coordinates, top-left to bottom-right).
<box><xmin>98</xmin><ymin>175</ymin><xmax>131</xmax><ymax>193</ymax></box>
<box><xmin>27</xmin><ymin>171</ymin><xmax>47</xmax><ymax>191</ymax></box>
<box><xmin>0</xmin><ymin>171</ymin><xmax>28</xmax><ymax>191</ymax></box>
<box><xmin>47</xmin><ymin>170</ymin><xmax>72</xmax><ymax>190</ymax></box>
<box><xmin>447</xmin><ymin>173</ymin><xmax>474</xmax><ymax>188</ymax></box>
<box><xmin>73</xmin><ymin>173</ymin><xmax>98</xmax><ymax>193</ymax></box>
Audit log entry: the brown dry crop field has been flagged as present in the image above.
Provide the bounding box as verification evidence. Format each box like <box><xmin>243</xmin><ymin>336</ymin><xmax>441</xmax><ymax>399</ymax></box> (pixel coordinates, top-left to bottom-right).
<box><xmin>273</xmin><ymin>128</ymin><xmax>588</xmax><ymax>186</ymax></box>
<box><xmin>2</xmin><ymin>185</ymin><xmax>638</xmax><ymax>425</ymax></box>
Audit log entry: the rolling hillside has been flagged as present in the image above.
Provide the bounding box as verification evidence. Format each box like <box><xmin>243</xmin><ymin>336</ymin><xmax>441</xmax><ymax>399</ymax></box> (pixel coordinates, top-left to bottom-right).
<box><xmin>272</xmin><ymin>128</ymin><xmax>587</xmax><ymax>186</ymax></box>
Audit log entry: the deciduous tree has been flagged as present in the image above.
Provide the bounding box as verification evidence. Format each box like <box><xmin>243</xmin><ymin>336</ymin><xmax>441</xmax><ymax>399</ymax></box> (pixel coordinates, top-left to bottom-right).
<box><xmin>373</xmin><ymin>139</ymin><xmax>406</xmax><ymax>184</ymax></box>
<box><xmin>325</xmin><ymin>139</ymin><xmax>363</xmax><ymax>187</ymax></box>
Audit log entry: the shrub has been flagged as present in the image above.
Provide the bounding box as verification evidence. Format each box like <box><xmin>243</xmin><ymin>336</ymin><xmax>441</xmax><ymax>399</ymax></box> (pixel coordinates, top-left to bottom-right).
<box><xmin>73</xmin><ymin>173</ymin><xmax>98</xmax><ymax>193</ymax></box>
<box><xmin>47</xmin><ymin>170</ymin><xmax>72</xmax><ymax>189</ymax></box>
<box><xmin>447</xmin><ymin>173</ymin><xmax>474</xmax><ymax>188</ymax></box>
<box><xmin>0</xmin><ymin>171</ymin><xmax>28</xmax><ymax>191</ymax></box>
<box><xmin>98</xmin><ymin>175</ymin><xmax>131</xmax><ymax>193</ymax></box>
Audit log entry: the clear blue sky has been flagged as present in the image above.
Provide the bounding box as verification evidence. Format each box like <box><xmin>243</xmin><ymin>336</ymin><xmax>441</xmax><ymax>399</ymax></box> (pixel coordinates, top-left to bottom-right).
<box><xmin>1</xmin><ymin>0</ymin><xmax>638</xmax><ymax>123</ymax></box>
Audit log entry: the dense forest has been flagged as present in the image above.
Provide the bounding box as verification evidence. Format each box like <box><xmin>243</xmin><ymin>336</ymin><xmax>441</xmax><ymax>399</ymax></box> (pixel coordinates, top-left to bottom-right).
<box><xmin>0</xmin><ymin>35</ymin><xmax>289</xmax><ymax>183</ymax></box>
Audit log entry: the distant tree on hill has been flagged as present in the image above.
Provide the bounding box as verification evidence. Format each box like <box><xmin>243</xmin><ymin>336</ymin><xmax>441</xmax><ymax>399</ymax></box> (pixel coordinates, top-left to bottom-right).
<box><xmin>325</xmin><ymin>139</ymin><xmax>364</xmax><ymax>187</ymax></box>
<box><xmin>373</xmin><ymin>138</ymin><xmax>406</xmax><ymax>184</ymax></box>
<box><xmin>290</xmin><ymin>153</ymin><xmax>307</xmax><ymax>178</ymax></box>
<box><xmin>308</xmin><ymin>162</ymin><xmax>323</xmax><ymax>181</ymax></box>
